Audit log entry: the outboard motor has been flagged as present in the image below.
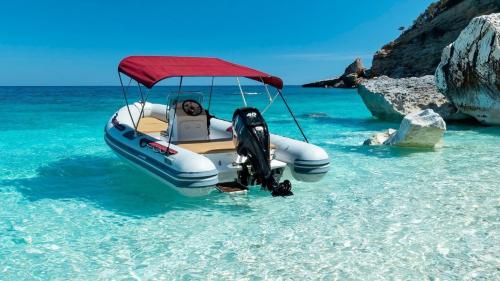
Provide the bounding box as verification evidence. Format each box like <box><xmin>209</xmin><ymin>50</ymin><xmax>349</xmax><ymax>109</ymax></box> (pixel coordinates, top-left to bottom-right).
<box><xmin>232</xmin><ymin>107</ymin><xmax>292</xmax><ymax>196</ymax></box>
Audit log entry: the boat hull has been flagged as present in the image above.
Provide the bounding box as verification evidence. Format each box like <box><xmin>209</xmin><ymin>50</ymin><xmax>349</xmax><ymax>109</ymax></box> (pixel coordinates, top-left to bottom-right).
<box><xmin>104</xmin><ymin>102</ymin><xmax>330</xmax><ymax>196</ymax></box>
<box><xmin>105</xmin><ymin>132</ymin><xmax>218</xmax><ymax>196</ymax></box>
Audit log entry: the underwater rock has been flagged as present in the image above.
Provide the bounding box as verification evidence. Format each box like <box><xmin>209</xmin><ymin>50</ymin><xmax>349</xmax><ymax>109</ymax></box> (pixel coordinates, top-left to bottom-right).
<box><xmin>300</xmin><ymin>112</ymin><xmax>329</xmax><ymax>118</ymax></box>
<box><xmin>363</xmin><ymin>128</ymin><xmax>396</xmax><ymax>145</ymax></box>
<box><xmin>364</xmin><ymin>109</ymin><xmax>446</xmax><ymax>148</ymax></box>
<box><xmin>435</xmin><ymin>13</ymin><xmax>500</xmax><ymax>125</ymax></box>
<box><xmin>357</xmin><ymin>75</ymin><xmax>465</xmax><ymax>121</ymax></box>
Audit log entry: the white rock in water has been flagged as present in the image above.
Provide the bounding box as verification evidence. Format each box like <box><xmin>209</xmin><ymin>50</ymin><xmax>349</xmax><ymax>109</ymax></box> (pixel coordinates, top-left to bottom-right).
<box><xmin>364</xmin><ymin>109</ymin><xmax>446</xmax><ymax>148</ymax></box>
<box><xmin>435</xmin><ymin>13</ymin><xmax>500</xmax><ymax>125</ymax></box>
<box><xmin>357</xmin><ymin>75</ymin><xmax>464</xmax><ymax>121</ymax></box>
<box><xmin>385</xmin><ymin>109</ymin><xmax>446</xmax><ymax>147</ymax></box>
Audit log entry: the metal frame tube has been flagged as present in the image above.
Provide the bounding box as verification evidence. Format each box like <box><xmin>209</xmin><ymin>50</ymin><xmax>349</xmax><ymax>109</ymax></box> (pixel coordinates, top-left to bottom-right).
<box><xmin>236</xmin><ymin>77</ymin><xmax>247</xmax><ymax>107</ymax></box>
<box><xmin>260</xmin><ymin>77</ymin><xmax>273</xmax><ymax>102</ymax></box>
<box><xmin>137</xmin><ymin>81</ymin><xmax>145</xmax><ymax>102</ymax></box>
<box><xmin>207</xmin><ymin>76</ymin><xmax>214</xmax><ymax>111</ymax></box>
<box><xmin>134</xmin><ymin>83</ymin><xmax>149</xmax><ymax>134</ymax></box>
<box><xmin>278</xmin><ymin>89</ymin><xmax>309</xmax><ymax>143</ymax></box>
<box><xmin>118</xmin><ymin>72</ymin><xmax>137</xmax><ymax>130</ymax></box>
<box><xmin>167</xmin><ymin>76</ymin><xmax>183</xmax><ymax>151</ymax></box>
<box><xmin>261</xmin><ymin>89</ymin><xmax>280</xmax><ymax>114</ymax></box>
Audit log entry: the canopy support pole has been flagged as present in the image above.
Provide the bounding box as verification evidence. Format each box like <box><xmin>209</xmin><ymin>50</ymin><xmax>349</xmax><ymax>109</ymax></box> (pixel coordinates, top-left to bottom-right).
<box><xmin>137</xmin><ymin>81</ymin><xmax>145</xmax><ymax>102</ymax></box>
<box><xmin>167</xmin><ymin>76</ymin><xmax>183</xmax><ymax>152</ymax></box>
<box><xmin>278</xmin><ymin>89</ymin><xmax>309</xmax><ymax>143</ymax></box>
<box><xmin>260</xmin><ymin>77</ymin><xmax>273</xmax><ymax>102</ymax></box>
<box><xmin>118</xmin><ymin>72</ymin><xmax>137</xmax><ymax>130</ymax></box>
<box><xmin>208</xmin><ymin>76</ymin><xmax>214</xmax><ymax>111</ymax></box>
<box><xmin>261</xmin><ymin>90</ymin><xmax>280</xmax><ymax>114</ymax></box>
<box><xmin>236</xmin><ymin>77</ymin><xmax>247</xmax><ymax>107</ymax></box>
<box><xmin>134</xmin><ymin>83</ymin><xmax>149</xmax><ymax>134</ymax></box>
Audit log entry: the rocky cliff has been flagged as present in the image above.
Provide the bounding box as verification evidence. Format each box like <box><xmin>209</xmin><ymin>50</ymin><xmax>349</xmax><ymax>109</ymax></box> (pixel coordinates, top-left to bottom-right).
<box><xmin>370</xmin><ymin>0</ymin><xmax>499</xmax><ymax>78</ymax></box>
<box><xmin>435</xmin><ymin>13</ymin><xmax>500</xmax><ymax>125</ymax></box>
<box><xmin>302</xmin><ymin>58</ymin><xmax>367</xmax><ymax>88</ymax></box>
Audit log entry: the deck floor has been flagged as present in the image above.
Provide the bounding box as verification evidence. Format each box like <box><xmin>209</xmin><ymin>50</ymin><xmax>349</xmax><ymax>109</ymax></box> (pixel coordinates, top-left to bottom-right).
<box><xmin>176</xmin><ymin>140</ymin><xmax>236</xmax><ymax>154</ymax></box>
<box><xmin>137</xmin><ymin>116</ymin><xmax>273</xmax><ymax>154</ymax></box>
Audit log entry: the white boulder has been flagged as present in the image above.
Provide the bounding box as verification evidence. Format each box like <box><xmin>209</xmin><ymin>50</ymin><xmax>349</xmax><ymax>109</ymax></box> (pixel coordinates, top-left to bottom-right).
<box><xmin>364</xmin><ymin>109</ymin><xmax>446</xmax><ymax>148</ymax></box>
<box><xmin>385</xmin><ymin>109</ymin><xmax>446</xmax><ymax>147</ymax></box>
<box><xmin>435</xmin><ymin>13</ymin><xmax>500</xmax><ymax>125</ymax></box>
<box><xmin>357</xmin><ymin>76</ymin><xmax>464</xmax><ymax>121</ymax></box>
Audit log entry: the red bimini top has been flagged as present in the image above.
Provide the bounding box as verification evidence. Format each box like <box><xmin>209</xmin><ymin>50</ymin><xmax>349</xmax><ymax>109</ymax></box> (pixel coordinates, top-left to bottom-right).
<box><xmin>118</xmin><ymin>56</ymin><xmax>283</xmax><ymax>89</ymax></box>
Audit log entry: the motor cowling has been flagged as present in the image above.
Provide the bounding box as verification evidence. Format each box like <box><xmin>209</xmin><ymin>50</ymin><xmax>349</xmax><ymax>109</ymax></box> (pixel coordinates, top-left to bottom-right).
<box><xmin>232</xmin><ymin>107</ymin><xmax>292</xmax><ymax>196</ymax></box>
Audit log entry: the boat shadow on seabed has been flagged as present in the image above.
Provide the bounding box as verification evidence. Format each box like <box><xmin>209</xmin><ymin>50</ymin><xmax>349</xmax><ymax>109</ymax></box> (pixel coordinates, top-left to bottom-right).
<box><xmin>7</xmin><ymin>155</ymin><xmax>259</xmax><ymax>218</ymax></box>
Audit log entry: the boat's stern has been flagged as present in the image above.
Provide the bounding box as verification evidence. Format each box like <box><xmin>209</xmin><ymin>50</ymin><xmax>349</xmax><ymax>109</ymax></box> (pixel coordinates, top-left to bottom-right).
<box><xmin>271</xmin><ymin>135</ymin><xmax>330</xmax><ymax>183</ymax></box>
<box><xmin>291</xmin><ymin>158</ymin><xmax>330</xmax><ymax>182</ymax></box>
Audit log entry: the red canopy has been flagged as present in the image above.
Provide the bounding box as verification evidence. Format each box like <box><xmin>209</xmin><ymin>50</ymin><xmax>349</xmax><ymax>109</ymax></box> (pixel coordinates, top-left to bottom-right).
<box><xmin>118</xmin><ymin>56</ymin><xmax>283</xmax><ymax>89</ymax></box>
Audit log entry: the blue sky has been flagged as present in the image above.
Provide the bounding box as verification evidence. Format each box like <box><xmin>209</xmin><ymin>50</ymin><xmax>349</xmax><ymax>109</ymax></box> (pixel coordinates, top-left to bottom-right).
<box><xmin>0</xmin><ymin>0</ymin><xmax>434</xmax><ymax>86</ymax></box>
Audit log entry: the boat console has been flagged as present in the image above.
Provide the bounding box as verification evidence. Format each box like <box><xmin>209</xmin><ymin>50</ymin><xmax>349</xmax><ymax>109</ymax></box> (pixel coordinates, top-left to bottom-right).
<box><xmin>167</xmin><ymin>94</ymin><xmax>209</xmax><ymax>142</ymax></box>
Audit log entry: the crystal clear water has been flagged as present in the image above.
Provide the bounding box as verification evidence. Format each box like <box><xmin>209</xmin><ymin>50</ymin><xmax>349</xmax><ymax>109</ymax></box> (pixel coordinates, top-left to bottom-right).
<box><xmin>0</xmin><ymin>86</ymin><xmax>499</xmax><ymax>280</ymax></box>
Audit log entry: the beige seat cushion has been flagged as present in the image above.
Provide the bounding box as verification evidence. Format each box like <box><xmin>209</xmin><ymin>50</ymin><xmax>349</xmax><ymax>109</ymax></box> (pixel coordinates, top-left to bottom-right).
<box><xmin>137</xmin><ymin>117</ymin><xmax>168</xmax><ymax>133</ymax></box>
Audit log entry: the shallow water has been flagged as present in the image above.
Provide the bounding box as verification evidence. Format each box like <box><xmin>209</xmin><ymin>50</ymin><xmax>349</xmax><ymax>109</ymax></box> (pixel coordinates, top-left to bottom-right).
<box><xmin>0</xmin><ymin>86</ymin><xmax>499</xmax><ymax>280</ymax></box>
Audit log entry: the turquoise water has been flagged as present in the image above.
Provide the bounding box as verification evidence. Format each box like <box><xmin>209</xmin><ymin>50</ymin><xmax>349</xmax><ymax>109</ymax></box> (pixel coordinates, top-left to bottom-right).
<box><xmin>0</xmin><ymin>86</ymin><xmax>499</xmax><ymax>280</ymax></box>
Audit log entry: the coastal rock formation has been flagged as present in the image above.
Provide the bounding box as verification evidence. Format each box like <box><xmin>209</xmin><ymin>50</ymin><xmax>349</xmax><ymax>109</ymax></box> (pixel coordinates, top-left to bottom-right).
<box><xmin>371</xmin><ymin>0</ymin><xmax>499</xmax><ymax>78</ymax></box>
<box><xmin>435</xmin><ymin>13</ymin><xmax>500</xmax><ymax>125</ymax></box>
<box><xmin>302</xmin><ymin>58</ymin><xmax>367</xmax><ymax>88</ymax></box>
<box><xmin>364</xmin><ymin>109</ymin><xmax>446</xmax><ymax>148</ymax></box>
<box><xmin>357</xmin><ymin>75</ymin><xmax>462</xmax><ymax>121</ymax></box>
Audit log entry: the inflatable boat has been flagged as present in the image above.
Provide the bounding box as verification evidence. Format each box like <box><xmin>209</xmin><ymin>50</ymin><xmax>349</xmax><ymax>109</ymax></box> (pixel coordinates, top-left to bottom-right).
<box><xmin>105</xmin><ymin>56</ymin><xmax>329</xmax><ymax>196</ymax></box>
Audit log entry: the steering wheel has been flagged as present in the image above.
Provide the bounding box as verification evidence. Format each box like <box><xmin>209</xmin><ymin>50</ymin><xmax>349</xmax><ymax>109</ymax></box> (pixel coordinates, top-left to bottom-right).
<box><xmin>182</xmin><ymin>99</ymin><xmax>203</xmax><ymax>116</ymax></box>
